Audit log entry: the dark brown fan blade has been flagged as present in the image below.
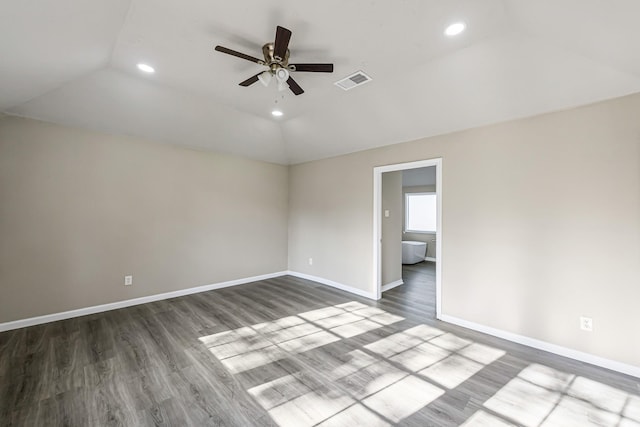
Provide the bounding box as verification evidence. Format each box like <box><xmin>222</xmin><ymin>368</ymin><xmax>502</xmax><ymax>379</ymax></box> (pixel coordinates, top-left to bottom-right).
<box><xmin>239</xmin><ymin>73</ymin><xmax>261</xmax><ymax>87</ymax></box>
<box><xmin>287</xmin><ymin>76</ymin><xmax>304</xmax><ymax>95</ymax></box>
<box><xmin>215</xmin><ymin>45</ymin><xmax>265</xmax><ymax>65</ymax></box>
<box><xmin>273</xmin><ymin>26</ymin><xmax>292</xmax><ymax>61</ymax></box>
<box><xmin>290</xmin><ymin>63</ymin><xmax>334</xmax><ymax>73</ymax></box>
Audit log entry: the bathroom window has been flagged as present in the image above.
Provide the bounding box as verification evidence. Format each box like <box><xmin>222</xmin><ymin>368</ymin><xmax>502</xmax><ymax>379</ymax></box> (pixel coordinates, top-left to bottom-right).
<box><xmin>405</xmin><ymin>192</ymin><xmax>436</xmax><ymax>233</ymax></box>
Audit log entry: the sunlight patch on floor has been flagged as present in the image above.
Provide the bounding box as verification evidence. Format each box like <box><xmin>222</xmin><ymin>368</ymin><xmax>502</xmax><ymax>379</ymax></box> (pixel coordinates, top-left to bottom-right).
<box><xmin>403</xmin><ymin>324</ymin><xmax>446</xmax><ymax>340</ymax></box>
<box><xmin>221</xmin><ymin>344</ymin><xmax>287</xmax><ymax>374</ymax></box>
<box><xmin>249</xmin><ymin>374</ymin><xmax>310</xmax><ymax>410</ymax></box>
<box><xmin>196</xmin><ymin>302</ymin><xmax>536</xmax><ymax>426</ymax></box>
<box><xmin>195</xmin><ymin>301</ymin><xmax>640</xmax><ymax>427</ymax></box>
<box><xmin>364</xmin><ymin>331</ymin><xmax>425</xmax><ymax>358</ymax></box>
<box><xmin>625</xmin><ymin>395</ymin><xmax>640</xmax><ymax>422</ymax></box>
<box><xmin>240</xmin><ymin>320</ymin><xmax>513</xmax><ymax>424</ymax></box>
<box><xmin>335</xmin><ymin>361</ymin><xmax>408</xmax><ymax>399</ymax></box>
<box><xmin>331</xmin><ymin>319</ymin><xmax>385</xmax><ymax>338</ymax></box>
<box><xmin>324</xmin><ymin>349</ymin><xmax>380</xmax><ymax>381</ymax></box>
<box><xmin>429</xmin><ymin>332</ymin><xmax>473</xmax><ymax>351</ymax></box>
<box><xmin>459</xmin><ymin>342</ymin><xmax>508</xmax><ymax>365</ymax></box>
<box><xmin>316</xmin><ymin>403</ymin><xmax>391</xmax><ymax>427</ymax></box>
<box><xmin>277</xmin><ymin>331</ymin><xmax>340</xmax><ymax>354</ymax></box>
<box><xmin>263</xmin><ymin>322</ymin><xmax>323</xmax><ymax>344</ymax></box>
<box><xmin>461</xmin><ymin>409</ymin><xmax>516</xmax><ymax>426</ymax></box>
<box><xmin>482</xmin><ymin>363</ymin><xmax>640</xmax><ymax>427</ymax></box>
<box><xmin>298</xmin><ymin>306</ymin><xmax>346</xmax><ymax>322</ymax></box>
<box><xmin>253</xmin><ymin>315</ymin><xmax>306</xmax><ymax>333</ymax></box>
<box><xmin>266</xmin><ymin>385</ymin><xmax>356</xmax><ymax>427</ymax></box>
<box><xmin>389</xmin><ymin>342</ymin><xmax>450</xmax><ymax>371</ymax></box>
<box><xmin>544</xmin><ymin>395</ymin><xmax>621</xmax><ymax>426</ymax></box>
<box><xmin>366</xmin><ymin>325</ymin><xmax>505</xmax><ymax>390</ymax></box>
<box><xmin>361</xmin><ymin>375</ymin><xmax>444</xmax><ymax>423</ymax></box>
<box><xmin>198</xmin><ymin>301</ymin><xmax>405</xmax><ymax>373</ymax></box>
<box><xmin>207</xmin><ymin>333</ymin><xmax>272</xmax><ymax>359</ymax></box>
<box><xmin>313</xmin><ymin>312</ymin><xmax>363</xmax><ymax>329</ymax></box>
<box><xmin>245</xmin><ymin>345</ymin><xmax>446</xmax><ymax>426</ymax></box>
<box><xmin>485</xmin><ymin>367</ymin><xmax>570</xmax><ymax>426</ymax></box>
<box><xmin>197</xmin><ymin>326</ymin><xmax>256</xmax><ymax>347</ymax></box>
<box><xmin>420</xmin><ymin>354</ymin><xmax>485</xmax><ymax>389</ymax></box>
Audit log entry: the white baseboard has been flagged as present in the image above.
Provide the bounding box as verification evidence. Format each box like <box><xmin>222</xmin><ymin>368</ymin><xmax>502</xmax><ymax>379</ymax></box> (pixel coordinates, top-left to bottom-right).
<box><xmin>287</xmin><ymin>271</ymin><xmax>377</xmax><ymax>300</ymax></box>
<box><xmin>439</xmin><ymin>314</ymin><xmax>640</xmax><ymax>379</ymax></box>
<box><xmin>382</xmin><ymin>279</ymin><xmax>404</xmax><ymax>292</ymax></box>
<box><xmin>424</xmin><ymin>257</ymin><xmax>436</xmax><ymax>262</ymax></box>
<box><xmin>0</xmin><ymin>271</ymin><xmax>288</xmax><ymax>332</ymax></box>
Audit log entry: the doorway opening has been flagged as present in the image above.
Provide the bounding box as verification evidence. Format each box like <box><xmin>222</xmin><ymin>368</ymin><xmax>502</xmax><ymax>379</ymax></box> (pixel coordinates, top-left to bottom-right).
<box><xmin>373</xmin><ymin>158</ymin><xmax>442</xmax><ymax>319</ymax></box>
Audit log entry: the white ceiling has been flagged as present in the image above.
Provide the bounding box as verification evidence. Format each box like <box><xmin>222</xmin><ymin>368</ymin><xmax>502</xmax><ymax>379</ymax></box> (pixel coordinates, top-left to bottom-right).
<box><xmin>2</xmin><ymin>0</ymin><xmax>640</xmax><ymax>164</ymax></box>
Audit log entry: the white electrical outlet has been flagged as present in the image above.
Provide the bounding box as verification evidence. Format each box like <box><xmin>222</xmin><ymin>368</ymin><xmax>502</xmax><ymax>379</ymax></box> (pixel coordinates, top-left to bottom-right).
<box><xmin>580</xmin><ymin>316</ymin><xmax>593</xmax><ymax>332</ymax></box>
<box><xmin>308</xmin><ymin>258</ymin><xmax>313</xmax><ymax>265</ymax></box>
<box><xmin>124</xmin><ymin>275</ymin><xmax>133</xmax><ymax>286</ymax></box>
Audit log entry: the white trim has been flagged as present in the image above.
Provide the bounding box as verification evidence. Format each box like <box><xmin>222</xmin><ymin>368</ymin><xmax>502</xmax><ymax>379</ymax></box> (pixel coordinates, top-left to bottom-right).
<box><xmin>382</xmin><ymin>279</ymin><xmax>404</xmax><ymax>292</ymax></box>
<box><xmin>424</xmin><ymin>257</ymin><xmax>436</xmax><ymax>262</ymax></box>
<box><xmin>439</xmin><ymin>314</ymin><xmax>640</xmax><ymax>379</ymax></box>
<box><xmin>373</xmin><ymin>158</ymin><xmax>442</xmax><ymax>317</ymax></box>
<box><xmin>373</xmin><ymin>168</ymin><xmax>383</xmax><ymax>300</ymax></box>
<box><xmin>287</xmin><ymin>271</ymin><xmax>377</xmax><ymax>300</ymax></box>
<box><xmin>0</xmin><ymin>271</ymin><xmax>288</xmax><ymax>332</ymax></box>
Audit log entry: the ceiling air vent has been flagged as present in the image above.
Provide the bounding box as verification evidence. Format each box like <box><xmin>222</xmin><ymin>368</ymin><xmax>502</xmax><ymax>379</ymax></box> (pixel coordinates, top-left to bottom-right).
<box><xmin>334</xmin><ymin>70</ymin><xmax>372</xmax><ymax>91</ymax></box>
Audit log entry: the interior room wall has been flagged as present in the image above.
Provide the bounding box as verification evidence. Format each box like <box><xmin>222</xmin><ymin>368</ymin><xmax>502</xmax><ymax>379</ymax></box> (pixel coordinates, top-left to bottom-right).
<box><xmin>0</xmin><ymin>116</ymin><xmax>289</xmax><ymax>323</ymax></box>
<box><xmin>288</xmin><ymin>92</ymin><xmax>640</xmax><ymax>368</ymax></box>
<box><xmin>381</xmin><ymin>171</ymin><xmax>402</xmax><ymax>286</ymax></box>
<box><xmin>402</xmin><ymin>184</ymin><xmax>437</xmax><ymax>259</ymax></box>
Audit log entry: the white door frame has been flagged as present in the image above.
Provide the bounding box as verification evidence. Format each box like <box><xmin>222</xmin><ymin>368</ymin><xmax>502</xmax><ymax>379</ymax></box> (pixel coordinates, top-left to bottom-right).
<box><xmin>373</xmin><ymin>158</ymin><xmax>442</xmax><ymax>318</ymax></box>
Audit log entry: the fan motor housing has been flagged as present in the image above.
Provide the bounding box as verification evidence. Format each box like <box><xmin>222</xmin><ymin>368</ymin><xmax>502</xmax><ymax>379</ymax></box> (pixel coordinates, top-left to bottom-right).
<box><xmin>262</xmin><ymin>43</ymin><xmax>290</xmax><ymax>67</ymax></box>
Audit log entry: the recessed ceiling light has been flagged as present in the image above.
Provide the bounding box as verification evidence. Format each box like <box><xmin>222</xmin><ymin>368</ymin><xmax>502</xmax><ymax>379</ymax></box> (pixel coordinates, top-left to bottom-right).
<box><xmin>271</xmin><ymin>110</ymin><xmax>283</xmax><ymax>117</ymax></box>
<box><xmin>445</xmin><ymin>22</ymin><xmax>466</xmax><ymax>37</ymax></box>
<box><xmin>137</xmin><ymin>63</ymin><xmax>155</xmax><ymax>73</ymax></box>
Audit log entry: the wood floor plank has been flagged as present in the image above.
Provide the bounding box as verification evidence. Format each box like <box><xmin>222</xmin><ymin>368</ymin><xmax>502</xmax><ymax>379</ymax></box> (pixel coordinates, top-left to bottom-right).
<box><xmin>1</xmin><ymin>262</ymin><xmax>639</xmax><ymax>426</ymax></box>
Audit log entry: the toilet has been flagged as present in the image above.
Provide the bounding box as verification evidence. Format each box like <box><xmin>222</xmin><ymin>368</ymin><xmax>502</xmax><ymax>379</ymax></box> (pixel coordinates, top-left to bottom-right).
<box><xmin>402</xmin><ymin>241</ymin><xmax>427</xmax><ymax>264</ymax></box>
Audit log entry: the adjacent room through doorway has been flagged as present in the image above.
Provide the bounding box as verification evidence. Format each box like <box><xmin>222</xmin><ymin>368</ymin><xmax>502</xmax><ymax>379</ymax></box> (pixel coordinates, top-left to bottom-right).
<box><xmin>374</xmin><ymin>159</ymin><xmax>442</xmax><ymax>318</ymax></box>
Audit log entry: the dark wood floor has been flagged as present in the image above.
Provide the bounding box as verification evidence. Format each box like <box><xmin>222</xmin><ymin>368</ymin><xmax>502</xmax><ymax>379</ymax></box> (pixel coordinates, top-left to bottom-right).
<box><xmin>392</xmin><ymin>261</ymin><xmax>437</xmax><ymax>318</ymax></box>
<box><xmin>1</xmin><ymin>266</ymin><xmax>639</xmax><ymax>426</ymax></box>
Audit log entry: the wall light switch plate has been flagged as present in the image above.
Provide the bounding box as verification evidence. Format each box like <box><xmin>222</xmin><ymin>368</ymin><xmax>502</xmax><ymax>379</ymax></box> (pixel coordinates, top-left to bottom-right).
<box><xmin>384</xmin><ymin>210</ymin><xmax>390</xmax><ymax>218</ymax></box>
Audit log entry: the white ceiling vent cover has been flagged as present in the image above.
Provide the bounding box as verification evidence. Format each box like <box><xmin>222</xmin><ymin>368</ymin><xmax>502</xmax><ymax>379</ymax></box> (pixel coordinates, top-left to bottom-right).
<box><xmin>334</xmin><ymin>70</ymin><xmax>372</xmax><ymax>91</ymax></box>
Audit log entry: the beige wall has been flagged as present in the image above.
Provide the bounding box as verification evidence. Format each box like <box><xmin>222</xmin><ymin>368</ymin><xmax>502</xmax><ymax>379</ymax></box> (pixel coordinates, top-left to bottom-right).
<box><xmin>0</xmin><ymin>116</ymin><xmax>289</xmax><ymax>322</ymax></box>
<box><xmin>2</xmin><ymin>93</ymin><xmax>639</xmax><ymax>367</ymax></box>
<box><xmin>403</xmin><ymin>185</ymin><xmax>437</xmax><ymax>258</ymax></box>
<box><xmin>381</xmin><ymin>171</ymin><xmax>402</xmax><ymax>286</ymax></box>
<box><xmin>288</xmin><ymin>93</ymin><xmax>640</xmax><ymax>367</ymax></box>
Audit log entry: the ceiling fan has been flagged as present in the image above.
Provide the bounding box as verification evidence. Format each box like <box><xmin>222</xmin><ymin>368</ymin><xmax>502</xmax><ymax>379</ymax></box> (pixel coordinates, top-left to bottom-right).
<box><xmin>214</xmin><ymin>26</ymin><xmax>334</xmax><ymax>96</ymax></box>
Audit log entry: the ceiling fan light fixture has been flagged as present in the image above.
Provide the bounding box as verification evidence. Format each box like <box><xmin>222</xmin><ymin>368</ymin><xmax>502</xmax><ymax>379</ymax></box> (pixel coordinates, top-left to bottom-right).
<box><xmin>214</xmin><ymin>25</ymin><xmax>333</xmax><ymax>96</ymax></box>
<box><xmin>271</xmin><ymin>110</ymin><xmax>283</xmax><ymax>117</ymax></box>
<box><xmin>275</xmin><ymin>68</ymin><xmax>290</xmax><ymax>83</ymax></box>
<box><xmin>445</xmin><ymin>22</ymin><xmax>466</xmax><ymax>36</ymax></box>
<box><xmin>258</xmin><ymin>71</ymin><xmax>272</xmax><ymax>87</ymax></box>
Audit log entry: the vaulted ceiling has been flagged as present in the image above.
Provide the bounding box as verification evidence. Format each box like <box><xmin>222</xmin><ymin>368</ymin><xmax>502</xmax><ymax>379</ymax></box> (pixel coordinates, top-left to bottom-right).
<box><xmin>2</xmin><ymin>0</ymin><xmax>640</xmax><ymax>164</ymax></box>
